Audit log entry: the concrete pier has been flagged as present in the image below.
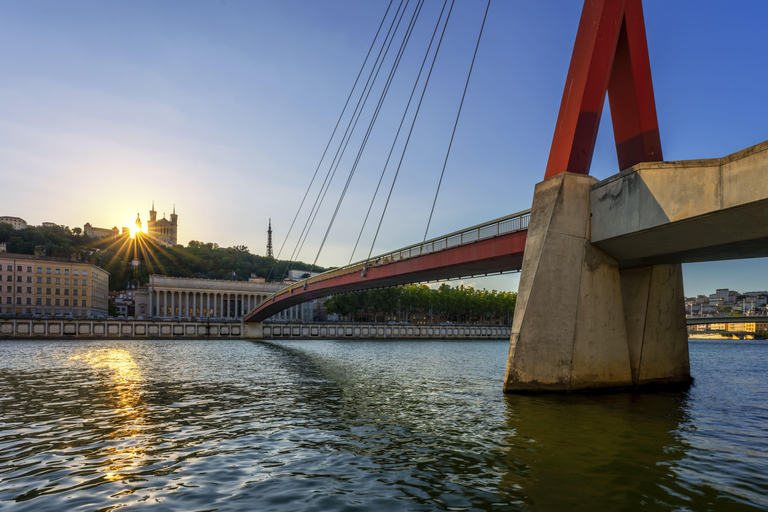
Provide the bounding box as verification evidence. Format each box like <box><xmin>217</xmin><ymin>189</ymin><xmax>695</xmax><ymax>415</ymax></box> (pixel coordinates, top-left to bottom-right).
<box><xmin>504</xmin><ymin>172</ymin><xmax>691</xmax><ymax>392</ymax></box>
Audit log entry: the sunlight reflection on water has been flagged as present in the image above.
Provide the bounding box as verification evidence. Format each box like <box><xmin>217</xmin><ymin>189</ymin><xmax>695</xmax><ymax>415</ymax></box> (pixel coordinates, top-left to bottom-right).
<box><xmin>0</xmin><ymin>338</ymin><xmax>766</xmax><ymax>511</ymax></box>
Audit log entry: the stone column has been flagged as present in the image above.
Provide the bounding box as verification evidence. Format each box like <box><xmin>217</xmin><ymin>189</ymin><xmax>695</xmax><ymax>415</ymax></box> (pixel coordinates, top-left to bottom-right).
<box><xmin>192</xmin><ymin>293</ymin><xmax>196</xmax><ymax>317</ymax></box>
<box><xmin>163</xmin><ymin>291</ymin><xmax>167</xmax><ymax>319</ymax></box>
<box><xmin>149</xmin><ymin>288</ymin><xmax>153</xmax><ymax>318</ymax></box>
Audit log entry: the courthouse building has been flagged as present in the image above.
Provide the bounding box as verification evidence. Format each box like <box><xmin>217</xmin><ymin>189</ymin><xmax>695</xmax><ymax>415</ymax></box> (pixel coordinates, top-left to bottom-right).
<box><xmin>138</xmin><ymin>275</ymin><xmax>322</xmax><ymax>322</ymax></box>
<box><xmin>142</xmin><ymin>275</ymin><xmax>285</xmax><ymax>320</ymax></box>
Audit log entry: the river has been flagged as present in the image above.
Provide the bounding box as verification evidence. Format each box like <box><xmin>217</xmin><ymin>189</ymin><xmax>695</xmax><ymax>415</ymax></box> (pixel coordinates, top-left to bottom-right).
<box><xmin>0</xmin><ymin>338</ymin><xmax>766</xmax><ymax>511</ymax></box>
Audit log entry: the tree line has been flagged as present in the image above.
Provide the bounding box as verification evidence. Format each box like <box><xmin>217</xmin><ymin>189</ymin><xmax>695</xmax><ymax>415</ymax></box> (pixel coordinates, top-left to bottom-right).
<box><xmin>323</xmin><ymin>284</ymin><xmax>517</xmax><ymax>324</ymax></box>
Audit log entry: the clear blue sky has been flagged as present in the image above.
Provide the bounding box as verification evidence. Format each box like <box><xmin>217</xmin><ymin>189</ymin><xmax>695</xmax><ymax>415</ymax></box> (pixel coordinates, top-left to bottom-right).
<box><xmin>1</xmin><ymin>1</ymin><xmax>766</xmax><ymax>296</ymax></box>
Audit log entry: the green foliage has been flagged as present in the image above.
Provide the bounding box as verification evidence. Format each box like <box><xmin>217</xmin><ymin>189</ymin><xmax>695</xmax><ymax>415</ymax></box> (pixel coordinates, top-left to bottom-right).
<box><xmin>324</xmin><ymin>284</ymin><xmax>517</xmax><ymax>324</ymax></box>
<box><xmin>0</xmin><ymin>223</ymin><xmax>87</xmax><ymax>258</ymax></box>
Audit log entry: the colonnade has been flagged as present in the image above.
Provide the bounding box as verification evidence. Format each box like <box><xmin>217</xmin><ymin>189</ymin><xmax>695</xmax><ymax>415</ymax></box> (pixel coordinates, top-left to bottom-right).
<box><xmin>149</xmin><ymin>290</ymin><xmax>269</xmax><ymax>319</ymax></box>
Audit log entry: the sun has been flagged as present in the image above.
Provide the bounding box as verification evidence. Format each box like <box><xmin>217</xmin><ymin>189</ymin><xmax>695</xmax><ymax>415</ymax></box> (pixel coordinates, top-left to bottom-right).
<box><xmin>129</xmin><ymin>224</ymin><xmax>145</xmax><ymax>239</ymax></box>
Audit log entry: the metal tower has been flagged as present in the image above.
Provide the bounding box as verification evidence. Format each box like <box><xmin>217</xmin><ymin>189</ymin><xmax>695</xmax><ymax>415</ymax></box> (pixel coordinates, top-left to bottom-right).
<box><xmin>267</xmin><ymin>219</ymin><xmax>274</xmax><ymax>259</ymax></box>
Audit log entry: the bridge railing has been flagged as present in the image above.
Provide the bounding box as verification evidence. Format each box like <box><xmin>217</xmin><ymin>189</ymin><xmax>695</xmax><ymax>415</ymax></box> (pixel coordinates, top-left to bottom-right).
<box><xmin>375</xmin><ymin>209</ymin><xmax>530</xmax><ymax>266</ymax></box>
<box><xmin>256</xmin><ymin>209</ymin><xmax>531</xmax><ymax>310</ymax></box>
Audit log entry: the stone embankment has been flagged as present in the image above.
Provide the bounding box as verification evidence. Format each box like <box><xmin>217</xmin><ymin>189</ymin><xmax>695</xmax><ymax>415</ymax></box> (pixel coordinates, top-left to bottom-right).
<box><xmin>0</xmin><ymin>319</ymin><xmax>511</xmax><ymax>340</ymax></box>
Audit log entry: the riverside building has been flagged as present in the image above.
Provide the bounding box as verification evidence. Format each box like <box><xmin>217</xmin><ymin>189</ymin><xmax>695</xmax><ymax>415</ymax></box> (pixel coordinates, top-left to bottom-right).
<box><xmin>140</xmin><ymin>275</ymin><xmax>321</xmax><ymax>322</ymax></box>
<box><xmin>0</xmin><ymin>252</ymin><xmax>109</xmax><ymax>317</ymax></box>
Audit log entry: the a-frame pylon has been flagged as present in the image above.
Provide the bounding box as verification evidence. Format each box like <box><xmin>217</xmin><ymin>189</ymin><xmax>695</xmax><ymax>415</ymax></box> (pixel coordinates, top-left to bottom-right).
<box><xmin>545</xmin><ymin>0</ymin><xmax>662</xmax><ymax>179</ymax></box>
<box><xmin>505</xmin><ymin>0</ymin><xmax>690</xmax><ymax>393</ymax></box>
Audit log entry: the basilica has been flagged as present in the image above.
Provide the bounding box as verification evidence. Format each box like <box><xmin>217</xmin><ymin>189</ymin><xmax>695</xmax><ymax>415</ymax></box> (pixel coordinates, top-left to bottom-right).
<box><xmin>146</xmin><ymin>202</ymin><xmax>178</xmax><ymax>247</ymax></box>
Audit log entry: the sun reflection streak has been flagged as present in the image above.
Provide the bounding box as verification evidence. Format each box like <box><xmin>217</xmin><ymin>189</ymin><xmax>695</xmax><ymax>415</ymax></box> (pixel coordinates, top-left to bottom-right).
<box><xmin>71</xmin><ymin>349</ymin><xmax>147</xmax><ymax>482</ymax></box>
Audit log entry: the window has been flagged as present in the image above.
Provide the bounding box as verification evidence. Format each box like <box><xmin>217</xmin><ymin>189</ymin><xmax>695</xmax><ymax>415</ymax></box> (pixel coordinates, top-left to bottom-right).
<box><xmin>16</xmin><ymin>276</ymin><xmax>21</xmax><ymax>282</ymax></box>
<box><xmin>26</xmin><ymin>298</ymin><xmax>31</xmax><ymax>305</ymax></box>
<box><xmin>46</xmin><ymin>288</ymin><xmax>51</xmax><ymax>294</ymax></box>
<box><xmin>16</xmin><ymin>297</ymin><xmax>21</xmax><ymax>305</ymax></box>
<box><xmin>5</xmin><ymin>286</ymin><xmax>10</xmax><ymax>292</ymax></box>
<box><xmin>36</xmin><ymin>298</ymin><xmax>41</xmax><ymax>305</ymax></box>
<box><xmin>37</xmin><ymin>287</ymin><xmax>42</xmax><ymax>294</ymax></box>
<box><xmin>82</xmin><ymin>270</ymin><xmax>88</xmax><ymax>276</ymax></box>
<box><xmin>16</xmin><ymin>266</ymin><xmax>22</xmax><ymax>272</ymax></box>
<box><xmin>64</xmin><ymin>299</ymin><xmax>69</xmax><ymax>306</ymax></box>
<box><xmin>5</xmin><ymin>265</ymin><xmax>10</xmax><ymax>271</ymax></box>
<box><xmin>55</xmin><ymin>278</ymin><xmax>61</xmax><ymax>285</ymax></box>
<box><xmin>46</xmin><ymin>268</ymin><xmax>51</xmax><ymax>274</ymax></box>
<box><xmin>5</xmin><ymin>275</ymin><xmax>10</xmax><ymax>282</ymax></box>
<box><xmin>82</xmin><ymin>289</ymin><xmax>87</xmax><ymax>296</ymax></box>
<box><xmin>64</xmin><ymin>289</ymin><xmax>69</xmax><ymax>296</ymax></box>
<box><xmin>64</xmin><ymin>279</ymin><xmax>69</xmax><ymax>285</ymax></box>
<box><xmin>73</xmin><ymin>270</ymin><xmax>79</xmax><ymax>276</ymax></box>
<box><xmin>55</xmin><ymin>269</ymin><xmax>61</xmax><ymax>275</ymax></box>
<box><xmin>64</xmin><ymin>269</ymin><xmax>70</xmax><ymax>276</ymax></box>
<box><xmin>73</xmin><ymin>279</ymin><xmax>78</xmax><ymax>286</ymax></box>
<box><xmin>26</xmin><ymin>277</ymin><xmax>31</xmax><ymax>283</ymax></box>
<box><xmin>46</xmin><ymin>277</ymin><xmax>51</xmax><ymax>284</ymax></box>
<box><xmin>36</xmin><ymin>277</ymin><xmax>42</xmax><ymax>284</ymax></box>
<box><xmin>5</xmin><ymin>297</ymin><xmax>10</xmax><ymax>304</ymax></box>
<box><xmin>73</xmin><ymin>299</ymin><xmax>78</xmax><ymax>306</ymax></box>
<box><xmin>37</xmin><ymin>267</ymin><xmax>42</xmax><ymax>274</ymax></box>
<box><xmin>55</xmin><ymin>289</ymin><xmax>60</xmax><ymax>295</ymax></box>
<box><xmin>55</xmin><ymin>299</ymin><xmax>60</xmax><ymax>306</ymax></box>
<box><xmin>73</xmin><ymin>289</ymin><xmax>78</xmax><ymax>296</ymax></box>
<box><xmin>26</xmin><ymin>266</ymin><xmax>31</xmax><ymax>272</ymax></box>
<box><xmin>45</xmin><ymin>298</ymin><xmax>51</xmax><ymax>306</ymax></box>
<box><xmin>26</xmin><ymin>287</ymin><xmax>31</xmax><ymax>293</ymax></box>
<box><xmin>16</xmin><ymin>286</ymin><xmax>21</xmax><ymax>293</ymax></box>
<box><xmin>82</xmin><ymin>299</ymin><xmax>87</xmax><ymax>307</ymax></box>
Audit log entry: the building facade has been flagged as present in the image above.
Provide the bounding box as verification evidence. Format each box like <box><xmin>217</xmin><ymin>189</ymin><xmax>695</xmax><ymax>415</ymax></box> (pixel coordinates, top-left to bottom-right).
<box><xmin>0</xmin><ymin>252</ymin><xmax>109</xmax><ymax>317</ymax></box>
<box><xmin>144</xmin><ymin>275</ymin><xmax>284</xmax><ymax>319</ymax></box>
<box><xmin>141</xmin><ymin>275</ymin><xmax>323</xmax><ymax>322</ymax></box>
<box><xmin>84</xmin><ymin>223</ymin><xmax>119</xmax><ymax>239</ymax></box>
<box><xmin>147</xmin><ymin>202</ymin><xmax>178</xmax><ymax>247</ymax></box>
<box><xmin>0</xmin><ymin>216</ymin><xmax>28</xmax><ymax>230</ymax></box>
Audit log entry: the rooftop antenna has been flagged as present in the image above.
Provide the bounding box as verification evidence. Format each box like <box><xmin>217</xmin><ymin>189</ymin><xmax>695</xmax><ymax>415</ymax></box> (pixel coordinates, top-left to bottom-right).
<box><xmin>267</xmin><ymin>219</ymin><xmax>274</xmax><ymax>258</ymax></box>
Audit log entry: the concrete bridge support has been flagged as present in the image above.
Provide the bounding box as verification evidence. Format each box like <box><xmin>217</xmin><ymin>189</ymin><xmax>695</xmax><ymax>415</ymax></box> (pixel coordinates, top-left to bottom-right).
<box><xmin>504</xmin><ymin>172</ymin><xmax>690</xmax><ymax>392</ymax></box>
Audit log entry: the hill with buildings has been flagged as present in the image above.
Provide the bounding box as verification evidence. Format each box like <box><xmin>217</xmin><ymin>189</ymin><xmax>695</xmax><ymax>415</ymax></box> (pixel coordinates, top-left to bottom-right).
<box><xmin>0</xmin><ymin>223</ymin><xmax>324</xmax><ymax>291</ymax></box>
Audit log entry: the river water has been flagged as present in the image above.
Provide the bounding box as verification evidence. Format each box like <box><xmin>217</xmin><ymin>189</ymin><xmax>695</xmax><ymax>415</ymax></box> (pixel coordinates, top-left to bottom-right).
<box><xmin>0</xmin><ymin>338</ymin><xmax>766</xmax><ymax>511</ymax></box>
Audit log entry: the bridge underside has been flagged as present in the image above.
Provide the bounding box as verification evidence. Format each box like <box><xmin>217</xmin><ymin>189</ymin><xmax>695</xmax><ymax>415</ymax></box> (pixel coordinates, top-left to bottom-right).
<box><xmin>244</xmin><ymin>230</ymin><xmax>527</xmax><ymax>323</ymax></box>
<box><xmin>590</xmin><ymin>140</ymin><xmax>768</xmax><ymax>268</ymax></box>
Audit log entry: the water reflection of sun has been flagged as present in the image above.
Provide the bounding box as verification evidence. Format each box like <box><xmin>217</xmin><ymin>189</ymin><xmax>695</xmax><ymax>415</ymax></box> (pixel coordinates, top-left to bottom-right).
<box><xmin>72</xmin><ymin>349</ymin><xmax>146</xmax><ymax>481</ymax></box>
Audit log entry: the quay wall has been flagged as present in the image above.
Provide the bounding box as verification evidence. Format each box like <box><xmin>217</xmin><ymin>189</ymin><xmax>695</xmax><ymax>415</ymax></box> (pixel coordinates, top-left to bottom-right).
<box><xmin>254</xmin><ymin>323</ymin><xmax>512</xmax><ymax>340</ymax></box>
<box><xmin>0</xmin><ymin>319</ymin><xmax>512</xmax><ymax>340</ymax></box>
<box><xmin>0</xmin><ymin>319</ymin><xmax>243</xmax><ymax>339</ymax></box>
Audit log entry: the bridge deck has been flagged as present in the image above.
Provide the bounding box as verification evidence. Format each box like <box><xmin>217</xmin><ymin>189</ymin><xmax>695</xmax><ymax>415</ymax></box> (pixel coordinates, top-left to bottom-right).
<box><xmin>244</xmin><ymin>211</ymin><xmax>530</xmax><ymax>323</ymax></box>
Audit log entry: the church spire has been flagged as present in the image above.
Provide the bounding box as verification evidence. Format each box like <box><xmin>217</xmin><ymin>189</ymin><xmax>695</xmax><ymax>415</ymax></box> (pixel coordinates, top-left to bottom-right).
<box><xmin>267</xmin><ymin>219</ymin><xmax>274</xmax><ymax>259</ymax></box>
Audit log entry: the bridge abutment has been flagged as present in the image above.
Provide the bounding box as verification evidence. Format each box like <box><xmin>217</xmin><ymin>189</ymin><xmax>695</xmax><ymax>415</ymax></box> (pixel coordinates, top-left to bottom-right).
<box><xmin>504</xmin><ymin>173</ymin><xmax>690</xmax><ymax>392</ymax></box>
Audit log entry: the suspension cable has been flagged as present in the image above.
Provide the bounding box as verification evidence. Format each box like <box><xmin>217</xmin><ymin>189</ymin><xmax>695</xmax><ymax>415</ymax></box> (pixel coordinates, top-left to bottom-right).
<box><xmin>366</xmin><ymin>0</ymin><xmax>457</xmax><ymax>265</ymax></box>
<box><xmin>265</xmin><ymin>0</ymin><xmax>395</xmax><ymax>282</ymax></box>
<box><xmin>424</xmin><ymin>0</ymin><xmax>491</xmax><ymax>241</ymax></box>
<box><xmin>282</xmin><ymin>0</ymin><xmax>410</xmax><ymax>277</ymax></box>
<box><xmin>310</xmin><ymin>0</ymin><xmax>428</xmax><ymax>271</ymax></box>
<box><xmin>349</xmin><ymin>0</ymin><xmax>450</xmax><ymax>264</ymax></box>
<box><xmin>288</xmin><ymin>0</ymin><xmax>418</xmax><ymax>273</ymax></box>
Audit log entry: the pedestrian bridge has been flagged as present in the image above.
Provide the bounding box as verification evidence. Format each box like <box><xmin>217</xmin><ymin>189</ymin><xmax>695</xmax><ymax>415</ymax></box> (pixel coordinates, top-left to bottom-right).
<box><xmin>243</xmin><ymin>210</ymin><xmax>529</xmax><ymax>323</ymax></box>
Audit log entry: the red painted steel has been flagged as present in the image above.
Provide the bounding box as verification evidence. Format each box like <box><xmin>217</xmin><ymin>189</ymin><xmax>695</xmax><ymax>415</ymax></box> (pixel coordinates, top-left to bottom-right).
<box><xmin>243</xmin><ymin>229</ymin><xmax>527</xmax><ymax>323</ymax></box>
<box><xmin>544</xmin><ymin>0</ymin><xmax>662</xmax><ymax>179</ymax></box>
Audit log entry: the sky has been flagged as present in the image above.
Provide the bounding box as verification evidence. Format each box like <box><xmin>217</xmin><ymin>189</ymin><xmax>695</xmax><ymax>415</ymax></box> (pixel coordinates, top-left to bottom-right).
<box><xmin>1</xmin><ymin>0</ymin><xmax>766</xmax><ymax>296</ymax></box>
